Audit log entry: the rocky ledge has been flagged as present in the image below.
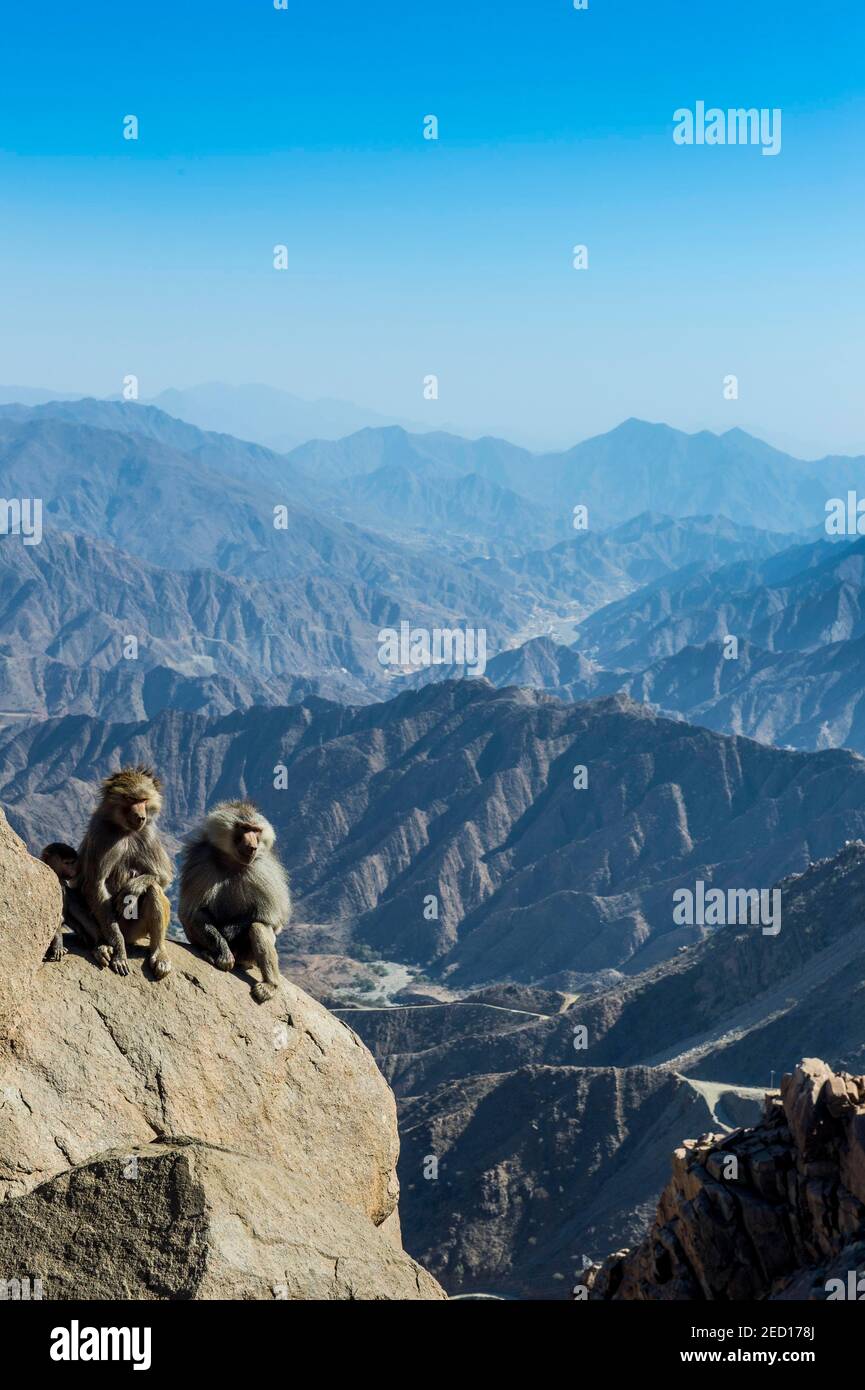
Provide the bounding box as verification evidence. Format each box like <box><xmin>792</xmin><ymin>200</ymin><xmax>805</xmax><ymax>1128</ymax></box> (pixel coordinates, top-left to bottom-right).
<box><xmin>0</xmin><ymin>810</ymin><xmax>444</xmax><ymax>1299</ymax></box>
<box><xmin>589</xmin><ymin>1057</ymin><xmax>865</xmax><ymax>1300</ymax></box>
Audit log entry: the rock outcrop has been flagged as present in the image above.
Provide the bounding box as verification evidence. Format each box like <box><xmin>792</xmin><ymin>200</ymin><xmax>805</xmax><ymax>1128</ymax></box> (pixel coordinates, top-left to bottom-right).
<box><xmin>589</xmin><ymin>1058</ymin><xmax>865</xmax><ymax>1301</ymax></box>
<box><xmin>0</xmin><ymin>810</ymin><xmax>443</xmax><ymax>1299</ymax></box>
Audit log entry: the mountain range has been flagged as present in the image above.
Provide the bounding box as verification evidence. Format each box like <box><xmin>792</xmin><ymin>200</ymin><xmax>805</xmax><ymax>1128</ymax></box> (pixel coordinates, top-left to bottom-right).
<box><xmin>2</xmin><ymin>681</ymin><xmax>865</xmax><ymax>988</ymax></box>
<box><xmin>2</xmin><ymin>398</ymin><xmax>814</xmax><ymax>722</ymax></box>
<box><xmin>465</xmin><ymin>532</ymin><xmax>865</xmax><ymax>756</ymax></box>
<box><xmin>4</xmin><ymin>387</ymin><xmax>865</xmax><ymax>1300</ymax></box>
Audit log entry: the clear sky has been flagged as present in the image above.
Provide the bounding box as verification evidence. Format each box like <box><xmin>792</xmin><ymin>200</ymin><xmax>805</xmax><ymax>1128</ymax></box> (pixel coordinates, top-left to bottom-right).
<box><xmin>1</xmin><ymin>0</ymin><xmax>863</xmax><ymax>454</ymax></box>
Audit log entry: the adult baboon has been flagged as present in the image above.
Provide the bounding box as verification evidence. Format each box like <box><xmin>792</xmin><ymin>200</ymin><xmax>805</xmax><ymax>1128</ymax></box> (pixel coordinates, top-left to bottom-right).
<box><xmin>40</xmin><ymin>842</ymin><xmax>101</xmax><ymax>960</ymax></box>
<box><xmin>77</xmin><ymin>766</ymin><xmax>173</xmax><ymax>979</ymax></box>
<box><xmin>179</xmin><ymin>801</ymin><xmax>290</xmax><ymax>1003</ymax></box>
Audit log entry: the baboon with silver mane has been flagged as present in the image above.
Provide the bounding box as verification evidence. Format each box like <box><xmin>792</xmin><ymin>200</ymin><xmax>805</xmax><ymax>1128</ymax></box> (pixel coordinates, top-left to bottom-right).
<box><xmin>77</xmin><ymin>765</ymin><xmax>173</xmax><ymax>979</ymax></box>
<box><xmin>179</xmin><ymin>800</ymin><xmax>290</xmax><ymax>1003</ymax></box>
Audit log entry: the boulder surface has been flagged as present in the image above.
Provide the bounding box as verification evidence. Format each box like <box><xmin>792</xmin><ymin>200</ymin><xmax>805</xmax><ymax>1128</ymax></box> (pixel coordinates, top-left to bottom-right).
<box><xmin>0</xmin><ymin>810</ymin><xmax>444</xmax><ymax>1299</ymax></box>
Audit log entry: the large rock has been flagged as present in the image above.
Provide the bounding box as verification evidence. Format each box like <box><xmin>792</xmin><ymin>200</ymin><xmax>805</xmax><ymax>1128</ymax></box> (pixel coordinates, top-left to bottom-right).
<box><xmin>589</xmin><ymin>1057</ymin><xmax>865</xmax><ymax>1301</ymax></box>
<box><xmin>0</xmin><ymin>809</ymin><xmax>61</xmax><ymax>1035</ymax></box>
<box><xmin>0</xmin><ymin>810</ymin><xmax>443</xmax><ymax>1300</ymax></box>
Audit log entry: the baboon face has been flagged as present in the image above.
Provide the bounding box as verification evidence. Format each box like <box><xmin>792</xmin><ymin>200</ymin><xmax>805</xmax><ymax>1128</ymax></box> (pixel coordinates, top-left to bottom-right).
<box><xmin>203</xmin><ymin>801</ymin><xmax>275</xmax><ymax>868</ymax></box>
<box><xmin>46</xmin><ymin>852</ymin><xmax>78</xmax><ymax>880</ymax></box>
<box><xmin>104</xmin><ymin>791</ymin><xmax>152</xmax><ymax>832</ymax></box>
<box><xmin>124</xmin><ymin>798</ymin><xmax>149</xmax><ymax>831</ymax></box>
<box><xmin>41</xmin><ymin>843</ymin><xmax>79</xmax><ymax>881</ymax></box>
<box><xmin>234</xmin><ymin>821</ymin><xmax>263</xmax><ymax>865</ymax></box>
<box><xmin>99</xmin><ymin>767</ymin><xmax>163</xmax><ymax>834</ymax></box>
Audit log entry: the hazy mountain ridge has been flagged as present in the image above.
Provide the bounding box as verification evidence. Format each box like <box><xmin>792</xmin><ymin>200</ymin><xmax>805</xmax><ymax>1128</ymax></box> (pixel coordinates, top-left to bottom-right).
<box><xmin>149</xmin><ymin>381</ymin><xmax>421</xmax><ymax>452</ymax></box>
<box><xmin>288</xmin><ymin>416</ymin><xmax>865</xmax><ymax>532</ymax></box>
<box><xmin>0</xmin><ymin>402</ymin><xmax>808</xmax><ymax>721</ymax></box>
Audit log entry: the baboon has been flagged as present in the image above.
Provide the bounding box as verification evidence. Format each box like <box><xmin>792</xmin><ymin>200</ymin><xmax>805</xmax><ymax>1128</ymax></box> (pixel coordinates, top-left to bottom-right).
<box><xmin>40</xmin><ymin>842</ymin><xmax>100</xmax><ymax>960</ymax></box>
<box><xmin>77</xmin><ymin>766</ymin><xmax>173</xmax><ymax>979</ymax></box>
<box><xmin>179</xmin><ymin>801</ymin><xmax>290</xmax><ymax>1003</ymax></box>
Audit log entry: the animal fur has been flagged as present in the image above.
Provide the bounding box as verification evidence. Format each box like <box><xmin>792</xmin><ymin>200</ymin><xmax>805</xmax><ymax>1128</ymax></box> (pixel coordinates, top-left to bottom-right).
<box><xmin>179</xmin><ymin>800</ymin><xmax>290</xmax><ymax>1003</ymax></box>
<box><xmin>77</xmin><ymin>765</ymin><xmax>174</xmax><ymax>979</ymax></box>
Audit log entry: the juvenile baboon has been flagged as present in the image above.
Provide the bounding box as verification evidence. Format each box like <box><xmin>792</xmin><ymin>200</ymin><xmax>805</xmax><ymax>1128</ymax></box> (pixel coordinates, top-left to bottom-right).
<box><xmin>40</xmin><ymin>842</ymin><xmax>100</xmax><ymax>960</ymax></box>
<box><xmin>179</xmin><ymin>801</ymin><xmax>290</xmax><ymax>1003</ymax></box>
<box><xmin>77</xmin><ymin>766</ymin><xmax>173</xmax><ymax>979</ymax></box>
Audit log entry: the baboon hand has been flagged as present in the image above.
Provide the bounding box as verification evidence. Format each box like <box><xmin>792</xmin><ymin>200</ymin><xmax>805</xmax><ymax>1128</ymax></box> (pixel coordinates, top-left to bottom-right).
<box><xmin>110</xmin><ymin>952</ymin><xmax>130</xmax><ymax>977</ymax></box>
<box><xmin>45</xmin><ymin>933</ymin><xmax>67</xmax><ymax>962</ymax></box>
<box><xmin>94</xmin><ymin>943</ymin><xmax>113</xmax><ymax>969</ymax></box>
<box><xmin>149</xmin><ymin>950</ymin><xmax>171</xmax><ymax>979</ymax></box>
<box><xmin>251</xmin><ymin>980</ymin><xmax>279</xmax><ymax>1004</ymax></box>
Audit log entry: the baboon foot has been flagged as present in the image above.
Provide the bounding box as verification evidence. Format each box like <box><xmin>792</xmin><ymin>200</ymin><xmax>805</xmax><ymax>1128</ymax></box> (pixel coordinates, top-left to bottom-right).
<box><xmin>251</xmin><ymin>980</ymin><xmax>278</xmax><ymax>1004</ymax></box>
<box><xmin>213</xmin><ymin>950</ymin><xmax>235</xmax><ymax>972</ymax></box>
<box><xmin>45</xmin><ymin>941</ymin><xmax>68</xmax><ymax>962</ymax></box>
<box><xmin>150</xmin><ymin>951</ymin><xmax>172</xmax><ymax>979</ymax></box>
<box><xmin>94</xmin><ymin>944</ymin><xmax>113</xmax><ymax>969</ymax></box>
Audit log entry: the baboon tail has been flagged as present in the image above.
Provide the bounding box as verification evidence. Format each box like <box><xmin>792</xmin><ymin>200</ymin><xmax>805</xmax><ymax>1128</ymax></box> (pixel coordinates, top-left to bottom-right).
<box><xmin>124</xmin><ymin>874</ymin><xmax>161</xmax><ymax>898</ymax></box>
<box><xmin>120</xmin><ymin>879</ymin><xmax>171</xmax><ymax>932</ymax></box>
<box><xmin>155</xmin><ymin>884</ymin><xmax>171</xmax><ymax>931</ymax></box>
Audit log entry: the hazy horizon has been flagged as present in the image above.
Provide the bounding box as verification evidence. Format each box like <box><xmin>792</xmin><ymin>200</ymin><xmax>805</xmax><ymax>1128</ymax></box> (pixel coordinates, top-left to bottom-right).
<box><xmin>2</xmin><ymin>0</ymin><xmax>864</xmax><ymax>457</ymax></box>
<box><xmin>2</xmin><ymin>379</ymin><xmax>864</xmax><ymax>463</ymax></box>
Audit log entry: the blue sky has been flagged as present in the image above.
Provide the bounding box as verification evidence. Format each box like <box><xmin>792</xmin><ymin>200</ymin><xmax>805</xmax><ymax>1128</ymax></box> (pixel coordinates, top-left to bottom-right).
<box><xmin>1</xmin><ymin>0</ymin><xmax>863</xmax><ymax>453</ymax></box>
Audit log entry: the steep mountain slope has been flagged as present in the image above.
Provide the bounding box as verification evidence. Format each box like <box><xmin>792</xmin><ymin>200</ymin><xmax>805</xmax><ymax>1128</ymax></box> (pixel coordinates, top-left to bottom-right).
<box><xmin>0</xmin><ymin>530</ymin><xmax>378</xmax><ymax>718</ymax></box>
<box><xmin>0</xmin><ymin>400</ymin><xmax>559</xmax><ymax>551</ymax></box>
<box><xmin>345</xmin><ymin>844</ymin><xmax>865</xmax><ymax>1296</ymax></box>
<box><xmin>0</xmin><ymin>403</ymin><xmax>797</xmax><ymax>720</ymax></box>
<box><xmin>622</xmin><ymin>634</ymin><xmax>865</xmax><ymax>754</ymax></box>
<box><xmin>453</xmin><ymin>512</ymin><xmax>797</xmax><ymax>631</ymax></box>
<box><xmin>331</xmin><ymin>464</ymin><xmax>566</xmax><ymax>550</ymax></box>
<box><xmin>287</xmin><ymin>425</ymin><xmax>535</xmax><ymax>490</ymax></box>
<box><xmin>480</xmin><ymin>631</ymin><xmax>865</xmax><ymax>757</ymax></box>
<box><xmin>576</xmin><ymin>535</ymin><xmax>864</xmax><ymax>668</ymax></box>
<box><xmin>0</xmin><ymin>397</ymin><xmax>318</xmax><ymax>497</ymax></box>
<box><xmin>7</xmin><ymin>402</ymin><xmax>865</xmax><ymax>542</ymax></box>
<box><xmin>473</xmin><ymin>532</ymin><xmax>865</xmax><ymax>755</ymax></box>
<box><xmin>482</xmin><ymin>639</ymin><xmax>614</xmax><ymax>701</ymax></box>
<box><xmin>395</xmin><ymin>1062</ymin><xmax>764</xmax><ymax>1299</ymax></box>
<box><xmin>0</xmin><ymin>416</ymin><xmax>548</xmax><ymax>662</ymax></box>
<box><xmin>348</xmin><ymin>844</ymin><xmax>865</xmax><ymax>1100</ymax></box>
